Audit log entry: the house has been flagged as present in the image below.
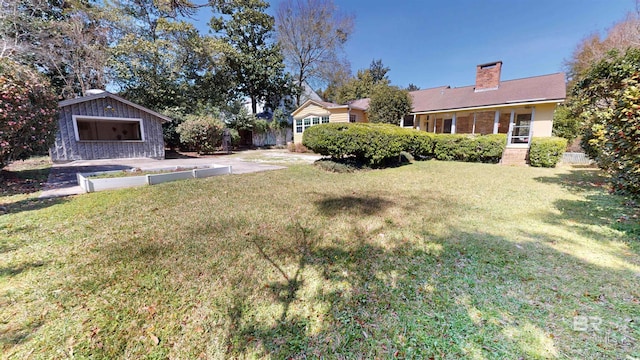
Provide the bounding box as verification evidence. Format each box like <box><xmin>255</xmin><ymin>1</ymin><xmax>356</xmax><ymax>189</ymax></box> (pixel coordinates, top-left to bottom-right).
<box><xmin>291</xmin><ymin>61</ymin><xmax>566</xmax><ymax>164</ymax></box>
<box><xmin>291</xmin><ymin>97</ymin><xmax>370</xmax><ymax>144</ymax></box>
<box><xmin>245</xmin><ymin>81</ymin><xmax>324</xmax><ymax>147</ymax></box>
<box><xmin>50</xmin><ymin>90</ymin><xmax>170</xmax><ymax>162</ymax></box>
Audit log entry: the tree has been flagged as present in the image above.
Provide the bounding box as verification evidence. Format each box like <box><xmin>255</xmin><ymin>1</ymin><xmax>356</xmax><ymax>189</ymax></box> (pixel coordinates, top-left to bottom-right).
<box><xmin>0</xmin><ymin>58</ymin><xmax>58</xmax><ymax>168</ymax></box>
<box><xmin>367</xmin><ymin>84</ymin><xmax>412</xmax><ymax>125</ymax></box>
<box><xmin>406</xmin><ymin>83</ymin><xmax>420</xmax><ymax>91</ymax></box>
<box><xmin>1</xmin><ymin>0</ymin><xmax>111</xmax><ymax>98</ymax></box>
<box><xmin>369</xmin><ymin>59</ymin><xmax>389</xmax><ymax>83</ymax></box>
<box><xmin>210</xmin><ymin>0</ymin><xmax>294</xmax><ymax>114</ymax></box>
<box><xmin>109</xmin><ymin>0</ymin><xmax>231</xmax><ymax>113</ymax></box>
<box><xmin>551</xmin><ymin>104</ymin><xmax>580</xmax><ymax>144</ymax></box>
<box><xmin>334</xmin><ymin>60</ymin><xmax>392</xmax><ymax>104</ymax></box>
<box><xmin>565</xmin><ymin>13</ymin><xmax>640</xmax><ymax>84</ymax></box>
<box><xmin>570</xmin><ymin>48</ymin><xmax>640</xmax><ymax>199</ymax></box>
<box><xmin>276</xmin><ymin>0</ymin><xmax>354</xmax><ymax>106</ymax></box>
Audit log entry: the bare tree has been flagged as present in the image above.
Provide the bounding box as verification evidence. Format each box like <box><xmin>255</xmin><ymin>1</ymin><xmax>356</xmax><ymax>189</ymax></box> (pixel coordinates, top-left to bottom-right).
<box><xmin>275</xmin><ymin>0</ymin><xmax>354</xmax><ymax>106</ymax></box>
<box><xmin>565</xmin><ymin>13</ymin><xmax>640</xmax><ymax>83</ymax></box>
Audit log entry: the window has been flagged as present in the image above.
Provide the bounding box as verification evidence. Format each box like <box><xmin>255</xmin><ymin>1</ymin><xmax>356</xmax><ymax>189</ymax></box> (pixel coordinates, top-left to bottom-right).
<box><xmin>403</xmin><ymin>115</ymin><xmax>414</xmax><ymax>127</ymax></box>
<box><xmin>73</xmin><ymin>116</ymin><xmax>144</xmax><ymax>141</ymax></box>
<box><xmin>295</xmin><ymin>115</ymin><xmax>330</xmax><ymax>133</ymax></box>
<box><xmin>349</xmin><ymin>114</ymin><xmax>356</xmax><ymax>123</ymax></box>
<box><xmin>296</xmin><ymin>119</ymin><xmax>303</xmax><ymax>133</ymax></box>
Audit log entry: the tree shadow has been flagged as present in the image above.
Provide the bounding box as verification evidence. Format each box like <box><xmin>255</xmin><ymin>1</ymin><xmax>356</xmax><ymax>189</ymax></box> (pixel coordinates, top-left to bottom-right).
<box><xmin>1</xmin><ymin>196</ymin><xmax>68</xmax><ymax>216</ymax></box>
<box><xmin>315</xmin><ymin>195</ymin><xmax>395</xmax><ymax>217</ymax></box>
<box><xmin>0</xmin><ymin>168</ymin><xmax>51</xmax><ymax>197</ymax></box>
<box><xmin>534</xmin><ymin>168</ymin><xmax>640</xmax><ymax>243</ymax></box>
<box><xmin>45</xmin><ymin>165</ymin><xmax>132</xmax><ymax>190</ymax></box>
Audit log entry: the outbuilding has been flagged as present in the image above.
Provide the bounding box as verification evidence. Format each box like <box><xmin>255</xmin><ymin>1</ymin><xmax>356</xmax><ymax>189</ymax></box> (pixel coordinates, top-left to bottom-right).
<box><xmin>50</xmin><ymin>90</ymin><xmax>170</xmax><ymax>162</ymax></box>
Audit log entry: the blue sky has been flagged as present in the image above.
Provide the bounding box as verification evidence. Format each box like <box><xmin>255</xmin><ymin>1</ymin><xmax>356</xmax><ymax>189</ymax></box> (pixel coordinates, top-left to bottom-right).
<box><xmin>192</xmin><ymin>0</ymin><xmax>635</xmax><ymax>90</ymax></box>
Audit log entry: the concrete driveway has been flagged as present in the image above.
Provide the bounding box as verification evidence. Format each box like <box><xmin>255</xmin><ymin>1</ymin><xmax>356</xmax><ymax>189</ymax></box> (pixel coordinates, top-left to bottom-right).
<box><xmin>40</xmin><ymin>153</ymin><xmax>291</xmax><ymax>198</ymax></box>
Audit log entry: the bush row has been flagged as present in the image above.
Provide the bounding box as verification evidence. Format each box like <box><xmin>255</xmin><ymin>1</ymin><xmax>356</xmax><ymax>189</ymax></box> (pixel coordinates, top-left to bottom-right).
<box><xmin>302</xmin><ymin>123</ymin><xmax>508</xmax><ymax>166</ymax></box>
<box><xmin>528</xmin><ymin>137</ymin><xmax>567</xmax><ymax>167</ymax></box>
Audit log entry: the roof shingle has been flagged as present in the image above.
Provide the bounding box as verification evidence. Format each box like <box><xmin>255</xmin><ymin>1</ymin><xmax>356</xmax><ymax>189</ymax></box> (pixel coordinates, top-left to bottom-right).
<box><xmin>410</xmin><ymin>72</ymin><xmax>566</xmax><ymax>113</ymax></box>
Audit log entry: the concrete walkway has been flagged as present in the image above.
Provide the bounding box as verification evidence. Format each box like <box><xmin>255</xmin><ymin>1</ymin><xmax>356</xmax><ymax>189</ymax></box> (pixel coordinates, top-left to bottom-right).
<box><xmin>40</xmin><ymin>156</ymin><xmax>287</xmax><ymax>198</ymax></box>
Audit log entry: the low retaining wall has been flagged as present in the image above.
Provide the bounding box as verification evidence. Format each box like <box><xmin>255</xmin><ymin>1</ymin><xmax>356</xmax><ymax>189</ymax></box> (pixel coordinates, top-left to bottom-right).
<box><xmin>77</xmin><ymin>164</ymin><xmax>232</xmax><ymax>193</ymax></box>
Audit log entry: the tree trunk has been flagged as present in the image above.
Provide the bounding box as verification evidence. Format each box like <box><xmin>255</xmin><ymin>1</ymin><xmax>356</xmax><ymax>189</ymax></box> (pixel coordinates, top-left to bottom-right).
<box><xmin>251</xmin><ymin>97</ymin><xmax>257</xmax><ymax>114</ymax></box>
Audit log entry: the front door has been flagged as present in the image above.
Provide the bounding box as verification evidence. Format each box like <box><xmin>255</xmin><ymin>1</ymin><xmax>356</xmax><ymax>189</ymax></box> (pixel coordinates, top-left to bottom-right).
<box><xmin>510</xmin><ymin>113</ymin><xmax>531</xmax><ymax>144</ymax></box>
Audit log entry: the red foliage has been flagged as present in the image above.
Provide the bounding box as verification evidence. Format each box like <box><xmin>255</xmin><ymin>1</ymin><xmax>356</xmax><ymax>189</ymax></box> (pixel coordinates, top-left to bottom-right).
<box><xmin>0</xmin><ymin>58</ymin><xmax>59</xmax><ymax>168</ymax></box>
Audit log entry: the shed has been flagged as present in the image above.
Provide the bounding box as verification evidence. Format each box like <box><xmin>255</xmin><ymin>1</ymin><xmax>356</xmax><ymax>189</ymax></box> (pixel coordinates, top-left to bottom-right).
<box><xmin>51</xmin><ymin>90</ymin><xmax>170</xmax><ymax>162</ymax></box>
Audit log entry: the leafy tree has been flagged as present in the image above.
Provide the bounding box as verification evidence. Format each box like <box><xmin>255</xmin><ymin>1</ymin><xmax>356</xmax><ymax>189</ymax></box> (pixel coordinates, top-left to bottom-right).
<box><xmin>335</xmin><ymin>68</ymin><xmax>391</xmax><ymax>104</ymax></box>
<box><xmin>406</xmin><ymin>83</ymin><xmax>420</xmax><ymax>91</ymax></box>
<box><xmin>369</xmin><ymin>59</ymin><xmax>389</xmax><ymax>83</ymax></box>
<box><xmin>109</xmin><ymin>0</ymin><xmax>231</xmax><ymax>113</ymax></box>
<box><xmin>210</xmin><ymin>0</ymin><xmax>294</xmax><ymax>114</ymax></box>
<box><xmin>368</xmin><ymin>84</ymin><xmax>412</xmax><ymax>125</ymax></box>
<box><xmin>0</xmin><ymin>58</ymin><xmax>58</xmax><ymax>168</ymax></box>
<box><xmin>551</xmin><ymin>104</ymin><xmax>580</xmax><ymax>144</ymax></box>
<box><xmin>276</xmin><ymin>0</ymin><xmax>354</xmax><ymax>106</ymax></box>
<box><xmin>570</xmin><ymin>48</ymin><xmax>640</xmax><ymax>199</ymax></box>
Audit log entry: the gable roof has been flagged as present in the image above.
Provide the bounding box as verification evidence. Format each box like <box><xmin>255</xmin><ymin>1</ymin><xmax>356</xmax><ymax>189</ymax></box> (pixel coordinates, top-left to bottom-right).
<box><xmin>291</xmin><ymin>99</ymin><xmax>337</xmax><ymax>117</ymax></box>
<box><xmin>410</xmin><ymin>73</ymin><xmax>566</xmax><ymax>113</ymax></box>
<box><xmin>59</xmin><ymin>91</ymin><xmax>172</xmax><ymax>122</ymax></box>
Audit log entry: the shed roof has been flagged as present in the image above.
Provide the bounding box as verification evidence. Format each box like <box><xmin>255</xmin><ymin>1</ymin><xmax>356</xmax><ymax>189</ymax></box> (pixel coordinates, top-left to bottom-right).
<box><xmin>410</xmin><ymin>72</ymin><xmax>566</xmax><ymax>113</ymax></box>
<box><xmin>59</xmin><ymin>91</ymin><xmax>172</xmax><ymax>122</ymax></box>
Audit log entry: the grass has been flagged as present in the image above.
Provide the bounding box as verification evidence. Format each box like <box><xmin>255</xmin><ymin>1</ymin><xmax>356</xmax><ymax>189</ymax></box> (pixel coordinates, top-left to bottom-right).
<box><xmin>1</xmin><ymin>159</ymin><xmax>639</xmax><ymax>359</ymax></box>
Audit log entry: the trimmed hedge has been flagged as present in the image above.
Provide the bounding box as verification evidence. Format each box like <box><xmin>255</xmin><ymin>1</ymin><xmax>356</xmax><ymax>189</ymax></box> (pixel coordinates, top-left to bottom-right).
<box><xmin>529</xmin><ymin>137</ymin><xmax>567</xmax><ymax>167</ymax></box>
<box><xmin>303</xmin><ymin>123</ymin><xmax>505</xmax><ymax>166</ymax></box>
<box><xmin>433</xmin><ymin>134</ymin><xmax>507</xmax><ymax>163</ymax></box>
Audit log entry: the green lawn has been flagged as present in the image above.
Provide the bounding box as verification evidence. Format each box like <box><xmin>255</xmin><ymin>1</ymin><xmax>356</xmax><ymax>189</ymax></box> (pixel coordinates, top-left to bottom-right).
<box><xmin>1</xmin><ymin>160</ymin><xmax>639</xmax><ymax>359</ymax></box>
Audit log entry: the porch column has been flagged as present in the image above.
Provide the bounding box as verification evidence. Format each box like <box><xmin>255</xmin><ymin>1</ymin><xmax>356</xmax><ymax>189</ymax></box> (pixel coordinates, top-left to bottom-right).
<box><xmin>527</xmin><ymin>107</ymin><xmax>536</xmax><ymax>140</ymax></box>
<box><xmin>472</xmin><ymin>113</ymin><xmax>476</xmax><ymax>134</ymax></box>
<box><xmin>451</xmin><ymin>114</ymin><xmax>456</xmax><ymax>134</ymax></box>
<box><xmin>506</xmin><ymin>110</ymin><xmax>515</xmax><ymax>145</ymax></box>
<box><xmin>493</xmin><ymin>111</ymin><xmax>500</xmax><ymax>134</ymax></box>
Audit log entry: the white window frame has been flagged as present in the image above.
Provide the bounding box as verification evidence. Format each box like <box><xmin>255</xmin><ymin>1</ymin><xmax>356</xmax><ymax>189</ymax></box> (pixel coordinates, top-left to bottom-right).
<box><xmin>295</xmin><ymin>115</ymin><xmax>329</xmax><ymax>133</ymax></box>
<box><xmin>72</xmin><ymin>115</ymin><xmax>145</xmax><ymax>142</ymax></box>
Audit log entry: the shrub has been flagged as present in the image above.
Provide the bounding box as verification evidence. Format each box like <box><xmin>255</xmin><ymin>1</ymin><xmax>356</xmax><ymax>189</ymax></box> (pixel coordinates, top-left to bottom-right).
<box><xmin>529</xmin><ymin>137</ymin><xmax>567</xmax><ymax>167</ymax></box>
<box><xmin>433</xmin><ymin>134</ymin><xmax>506</xmax><ymax>163</ymax></box>
<box><xmin>303</xmin><ymin>123</ymin><xmax>506</xmax><ymax>166</ymax></box>
<box><xmin>303</xmin><ymin>123</ymin><xmax>406</xmax><ymax>166</ymax></box>
<box><xmin>314</xmin><ymin>158</ymin><xmax>368</xmax><ymax>173</ymax></box>
<box><xmin>0</xmin><ymin>58</ymin><xmax>59</xmax><ymax>168</ymax></box>
<box><xmin>176</xmin><ymin>115</ymin><xmax>225</xmax><ymax>154</ymax></box>
<box><xmin>288</xmin><ymin>142</ymin><xmax>309</xmax><ymax>153</ymax></box>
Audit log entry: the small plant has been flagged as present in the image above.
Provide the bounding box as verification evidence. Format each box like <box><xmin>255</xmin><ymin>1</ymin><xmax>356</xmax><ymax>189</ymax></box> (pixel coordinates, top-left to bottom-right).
<box><xmin>288</xmin><ymin>142</ymin><xmax>309</xmax><ymax>153</ymax></box>
<box><xmin>314</xmin><ymin>158</ymin><xmax>369</xmax><ymax>173</ymax></box>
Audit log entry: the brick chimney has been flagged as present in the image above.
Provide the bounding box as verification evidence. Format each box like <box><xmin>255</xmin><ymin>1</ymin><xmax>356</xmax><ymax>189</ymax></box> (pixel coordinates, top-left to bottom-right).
<box><xmin>475</xmin><ymin>61</ymin><xmax>502</xmax><ymax>91</ymax></box>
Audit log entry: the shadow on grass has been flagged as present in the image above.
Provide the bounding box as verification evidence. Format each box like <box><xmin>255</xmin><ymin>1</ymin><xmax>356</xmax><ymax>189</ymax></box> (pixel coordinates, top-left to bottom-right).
<box><xmin>0</xmin><ymin>197</ymin><xmax>69</xmax><ymax>216</ymax></box>
<box><xmin>534</xmin><ymin>168</ymin><xmax>640</xmax><ymax>243</ymax></box>
<box><xmin>0</xmin><ymin>260</ymin><xmax>48</xmax><ymax>278</ymax></box>
<box><xmin>48</xmin><ymin>173</ymin><xmax>640</xmax><ymax>358</ymax></box>
<box><xmin>0</xmin><ymin>168</ymin><xmax>51</xmax><ymax>197</ymax></box>
<box><xmin>315</xmin><ymin>195</ymin><xmax>395</xmax><ymax>217</ymax></box>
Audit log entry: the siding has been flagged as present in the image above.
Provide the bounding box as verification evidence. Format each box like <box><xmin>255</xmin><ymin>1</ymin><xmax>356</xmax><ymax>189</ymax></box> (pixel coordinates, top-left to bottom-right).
<box><xmin>330</xmin><ymin>108</ymin><xmax>349</xmax><ymax>123</ymax></box>
<box><xmin>51</xmin><ymin>97</ymin><xmax>166</xmax><ymax>161</ymax></box>
<box><xmin>293</xmin><ymin>103</ymin><xmax>330</xmax><ymax>119</ymax></box>
<box><xmin>532</xmin><ymin>103</ymin><xmax>556</xmax><ymax>138</ymax></box>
